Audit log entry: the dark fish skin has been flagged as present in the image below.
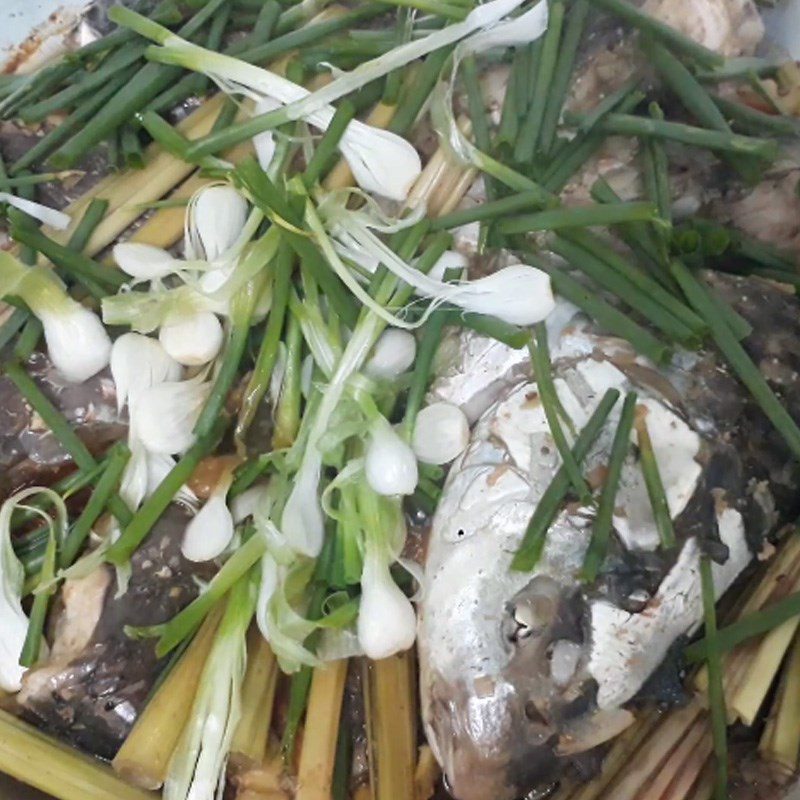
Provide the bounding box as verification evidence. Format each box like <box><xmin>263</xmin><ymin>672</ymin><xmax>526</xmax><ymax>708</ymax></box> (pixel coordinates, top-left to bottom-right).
<box><xmin>0</xmin><ymin>353</ymin><xmax>125</xmax><ymax>499</ymax></box>
<box><xmin>19</xmin><ymin>504</ymin><xmax>213</xmax><ymax>760</ymax></box>
<box><xmin>420</xmin><ymin>273</ymin><xmax>800</xmax><ymax>800</ymax></box>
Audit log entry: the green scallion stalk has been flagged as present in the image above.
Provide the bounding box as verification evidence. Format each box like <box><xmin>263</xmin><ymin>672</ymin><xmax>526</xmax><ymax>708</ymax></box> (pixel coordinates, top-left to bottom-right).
<box><xmin>382</xmin><ymin>9</ymin><xmax>411</xmax><ymax>105</ymax></box>
<box><xmin>699</xmin><ymin>554</ymin><xmax>729</xmax><ymax>800</ymax></box>
<box><xmin>686</xmin><ymin>588</ymin><xmax>800</xmax><ymax>662</ymax></box>
<box><xmin>432</xmin><ymin>189</ymin><xmax>551</xmax><ymax>230</ymax></box>
<box><xmin>10</xmin><ymin>68</ymin><xmax>135</xmax><ymax>175</ymax></box>
<box><xmin>550</xmin><ymin>234</ymin><xmax>703</xmax><ymax>344</ymax></box>
<box><xmin>497</xmin><ymin>201</ymin><xmax>661</xmax><ymax>234</ymax></box>
<box><xmin>13</xmin><ymin>317</ymin><xmax>43</xmax><ymax>362</ymax></box>
<box><xmin>529</xmin><ymin>323</ymin><xmax>592</xmax><ymax>502</ymax></box>
<box><xmin>523</xmin><ymin>251</ymin><xmax>671</xmax><ymax>365</ymax></box>
<box><xmin>538</xmin><ymin>0</ymin><xmax>589</xmax><ymax>155</ymax></box>
<box><xmin>303</xmin><ymin>101</ymin><xmax>355</xmax><ymax>188</ymax></box>
<box><xmin>60</xmin><ymin>443</ymin><xmax>131</xmax><ymax>569</ymax></box>
<box><xmin>153</xmin><ymin>532</ymin><xmax>267</xmax><ymax>657</ymax></box>
<box><xmin>496</xmin><ymin>47</ymin><xmax>525</xmax><ymax>147</ymax></box>
<box><xmin>0</xmin><ymin>172</ymin><xmax>78</xmax><ymax>189</ymax></box>
<box><xmin>19</xmin><ymin>529</ymin><xmax>57</xmax><ymax>667</ymax></box>
<box><xmin>18</xmin><ymin>43</ymin><xmax>148</xmax><ymax>125</ymax></box>
<box><xmin>457</xmin><ymin>313</ymin><xmax>531</xmax><ymax>349</ymax></box>
<box><xmin>194</xmin><ymin>275</ymin><xmax>267</xmax><ymax>440</ymax></box>
<box><xmin>634</xmin><ymin>406</ymin><xmax>676</xmax><ymax>549</ymax></box>
<box><xmin>389</xmin><ymin>46</ymin><xmax>453</xmax><ymax>135</ymax></box>
<box><xmin>104</xmin><ymin>422</ymin><xmax>224</xmax><ymax>566</ymax></box>
<box><xmin>670</xmin><ymin>259</ymin><xmax>800</xmax><ymax>461</ymax></box>
<box><xmin>512</xmin><ymin>388</ymin><xmax>620</xmax><ymax>571</ymax></box>
<box><xmin>581</xmin><ymin>391</ymin><xmax>638</xmax><ymax>583</ymax></box>
<box><xmin>514</xmin><ymin>0</ymin><xmax>565</xmax><ymax>162</ymax></box>
<box><xmin>67</xmin><ymin>199</ymin><xmax>109</xmax><ymax>254</ymax></box>
<box><xmin>641</xmin><ymin>103</ymin><xmax>672</xmax><ymax>225</ymax></box>
<box><xmin>586</xmin><ymin>0</ymin><xmax>724</xmax><ymax>67</ymax></box>
<box><xmin>226</xmin><ymin>0</ymin><xmax>282</xmax><ymax>56</ymax></box>
<box><xmin>50</xmin><ymin>0</ymin><xmax>231</xmax><ymax>168</ymax></box>
<box><xmin>120</xmin><ymin>125</ymin><xmax>145</xmax><ymax>170</ymax></box>
<box><xmin>566</xmin><ymin>110</ymin><xmax>779</xmax><ymax>161</ymax></box>
<box><xmin>272</xmin><ymin>311</ymin><xmax>304</xmax><ymax>449</ymax></box>
<box><xmin>0</xmin><ymin>308</ymin><xmax>29</xmax><ymax>352</ymax></box>
<box><xmin>282</xmin><ymin>665</ymin><xmax>313</xmax><ymax>761</ymax></box>
<box><xmin>711</xmin><ymin>94</ymin><xmax>799</xmax><ymax>138</ymax></box>
<box><xmin>235</xmin><ymin>244</ymin><xmax>293</xmax><ymax>447</ymax></box>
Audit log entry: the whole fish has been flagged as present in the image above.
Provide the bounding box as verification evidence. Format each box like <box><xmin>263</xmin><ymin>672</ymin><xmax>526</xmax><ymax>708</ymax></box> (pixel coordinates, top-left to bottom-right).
<box><xmin>418</xmin><ymin>273</ymin><xmax>800</xmax><ymax>800</ymax></box>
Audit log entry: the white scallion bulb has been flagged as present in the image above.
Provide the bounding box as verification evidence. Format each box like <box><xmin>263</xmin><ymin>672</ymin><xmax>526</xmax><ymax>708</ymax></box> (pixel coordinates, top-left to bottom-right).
<box><xmin>113</xmin><ymin>242</ymin><xmax>182</xmax><ymax>281</ymax></box>
<box><xmin>158</xmin><ymin>311</ymin><xmax>224</xmax><ymax>366</ymax></box>
<box><xmin>187</xmin><ymin>185</ymin><xmax>248</xmax><ymax>261</ymax></box>
<box><xmin>132</xmin><ymin>375</ymin><xmax>211</xmax><ymax>454</ymax></box>
<box><xmin>253</xmin><ymin>96</ymin><xmax>281</xmax><ymax>170</ymax></box>
<box><xmin>281</xmin><ymin>462</ymin><xmax>325</xmax><ymax>557</ymax></box>
<box><xmin>357</xmin><ymin>546</ymin><xmax>417</xmax><ymax>660</ymax></box>
<box><xmin>110</xmin><ymin>332</ymin><xmax>182</xmax><ymax>413</ymax></box>
<box><xmin>364</xmin><ymin>329</ymin><xmax>416</xmax><ymax>379</ymax></box>
<box><xmin>412</xmin><ymin>402</ymin><xmax>470</xmax><ymax>465</ymax></box>
<box><xmin>364</xmin><ymin>419</ymin><xmax>418</xmax><ymax>496</ymax></box>
<box><xmin>181</xmin><ymin>476</ymin><xmax>234</xmax><ymax>562</ymax></box>
<box><xmin>42</xmin><ymin>301</ymin><xmax>112</xmax><ymax>384</ymax></box>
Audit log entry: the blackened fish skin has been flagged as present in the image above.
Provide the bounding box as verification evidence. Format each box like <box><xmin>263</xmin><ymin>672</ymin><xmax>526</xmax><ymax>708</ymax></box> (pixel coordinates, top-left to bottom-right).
<box><xmin>19</xmin><ymin>505</ymin><xmax>213</xmax><ymax>760</ymax></box>
<box><xmin>0</xmin><ymin>353</ymin><xmax>124</xmax><ymax>499</ymax></box>
<box><xmin>418</xmin><ymin>274</ymin><xmax>800</xmax><ymax>800</ymax></box>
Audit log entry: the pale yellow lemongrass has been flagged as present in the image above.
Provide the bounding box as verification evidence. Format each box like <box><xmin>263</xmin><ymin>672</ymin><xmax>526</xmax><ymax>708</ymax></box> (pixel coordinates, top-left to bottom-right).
<box><xmin>230</xmin><ymin>630</ymin><xmax>279</xmax><ymax>768</ymax></box>
<box><xmin>231</xmin><ymin>752</ymin><xmax>289</xmax><ymax>799</ymax></box>
<box><xmin>603</xmin><ymin>701</ymin><xmax>703</xmax><ymax>800</ymax></box>
<box><xmin>112</xmin><ymin>606</ymin><xmax>223</xmax><ymax>789</ymax></box>
<box><xmin>295</xmin><ymin>659</ymin><xmax>349</xmax><ymax>800</ymax></box>
<box><xmin>414</xmin><ymin>745</ymin><xmax>441</xmax><ymax>800</ymax></box>
<box><xmin>655</xmin><ymin>727</ymin><xmax>713</xmax><ymax>800</ymax></box>
<box><xmin>730</xmin><ymin>615</ymin><xmax>800</xmax><ymax>725</ymax></box>
<box><xmin>685</xmin><ymin>760</ymin><xmax>715</xmax><ymax>800</ymax></box>
<box><xmin>429</xmin><ymin>161</ymin><xmax>478</xmax><ymax>217</ymax></box>
<box><xmin>0</xmin><ymin>708</ymin><xmax>154</xmax><ymax>800</ymax></box>
<box><xmin>637</xmin><ymin>711</ymin><xmax>708</xmax><ymax>800</ymax></box>
<box><xmin>364</xmin><ymin>651</ymin><xmax>417</xmax><ymax>800</ymax></box>
<box><xmin>563</xmin><ymin>711</ymin><xmax>661</xmax><ymax>800</ymax></box>
<box><xmin>759</xmin><ymin>628</ymin><xmax>800</xmax><ymax>773</ymax></box>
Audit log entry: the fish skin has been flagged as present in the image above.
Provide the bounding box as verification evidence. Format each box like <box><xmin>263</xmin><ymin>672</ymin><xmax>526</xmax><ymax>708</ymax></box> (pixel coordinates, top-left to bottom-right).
<box><xmin>418</xmin><ymin>274</ymin><xmax>800</xmax><ymax>800</ymax></box>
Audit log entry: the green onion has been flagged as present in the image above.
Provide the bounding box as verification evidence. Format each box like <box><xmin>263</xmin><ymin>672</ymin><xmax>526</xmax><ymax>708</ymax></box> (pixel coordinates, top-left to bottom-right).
<box><xmin>711</xmin><ymin>94</ymin><xmax>799</xmax><ymax>138</ymax></box>
<box><xmin>457</xmin><ymin>313</ymin><xmax>531</xmax><ymax>349</ymax></box>
<box><xmin>511</xmin><ymin>388</ymin><xmax>620</xmax><ymax>571</ymax></box>
<box><xmin>529</xmin><ymin>323</ymin><xmax>592</xmax><ymax>502</ymax></box>
<box><xmin>60</xmin><ymin>442</ymin><xmax>131</xmax><ymax>569</ymax></box>
<box><xmin>581</xmin><ymin>391</ymin><xmax>638</xmax><ymax>582</ymax></box>
<box><xmin>432</xmin><ymin>189</ymin><xmax>552</xmax><ymax>230</ymax></box>
<box><xmin>104</xmin><ymin>422</ymin><xmax>224</xmax><ymax>566</ymax></box>
<box><xmin>586</xmin><ymin>0</ymin><xmax>724</xmax><ymax>67</ymax></box>
<box><xmin>699</xmin><ymin>554</ymin><xmax>729</xmax><ymax>800</ymax></box>
<box><xmin>389</xmin><ymin>46</ymin><xmax>453</xmax><ymax>135</ymax></box>
<box><xmin>538</xmin><ymin>0</ymin><xmax>589</xmax><ymax>155</ymax></box>
<box><xmin>523</xmin><ymin>251</ymin><xmax>672</xmax><ymax>365</ymax></box>
<box><xmin>68</xmin><ymin>199</ymin><xmax>109</xmax><ymax>254</ymax></box>
<box><xmin>13</xmin><ymin>317</ymin><xmax>43</xmax><ymax>362</ymax></box>
<box><xmin>634</xmin><ymin>406</ymin><xmax>676</xmax><ymax>549</ymax></box>
<box><xmin>303</xmin><ymin>101</ymin><xmax>355</xmax><ymax>188</ymax></box>
<box><xmin>0</xmin><ymin>308</ymin><xmax>29</xmax><ymax>352</ymax></box>
<box><xmin>686</xmin><ymin>587</ymin><xmax>800</xmax><ymax>662</ymax></box>
<box><xmin>641</xmin><ymin>103</ymin><xmax>672</xmax><ymax>224</ymax></box>
<box><xmin>402</xmin><ymin>309</ymin><xmax>448</xmax><ymax>437</ymax></box>
<box><xmin>194</xmin><ymin>275</ymin><xmax>266</xmax><ymax>440</ymax></box>
<box><xmin>120</xmin><ymin>125</ymin><xmax>145</xmax><ymax>170</ymax></box>
<box><xmin>496</xmin><ymin>47</ymin><xmax>525</xmax><ymax>147</ymax></box>
<box><xmin>670</xmin><ymin>259</ymin><xmax>800</xmax><ymax>461</ymax></box>
<box><xmin>235</xmin><ymin>243</ymin><xmax>293</xmax><ymax>446</ymax></box>
<box><xmin>514</xmin><ymin>0</ymin><xmax>565</xmax><ymax>161</ymax></box>
<box><xmin>566</xmin><ymin>111</ymin><xmax>779</xmax><ymax>161</ymax></box>
<box><xmin>152</xmin><ymin>532</ymin><xmax>267</xmax><ymax>657</ymax></box>
<box><xmin>272</xmin><ymin>312</ymin><xmax>304</xmax><ymax>449</ymax></box>
<box><xmin>497</xmin><ymin>201</ymin><xmax>661</xmax><ymax>234</ymax></box>
<box><xmin>19</xmin><ymin>530</ymin><xmax>57</xmax><ymax>667</ymax></box>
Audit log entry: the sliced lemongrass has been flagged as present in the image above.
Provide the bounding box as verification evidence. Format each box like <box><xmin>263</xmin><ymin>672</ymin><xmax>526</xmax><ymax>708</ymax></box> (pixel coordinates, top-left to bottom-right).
<box><xmin>512</xmin><ymin>389</ymin><xmax>620</xmax><ymax>571</ymax></box>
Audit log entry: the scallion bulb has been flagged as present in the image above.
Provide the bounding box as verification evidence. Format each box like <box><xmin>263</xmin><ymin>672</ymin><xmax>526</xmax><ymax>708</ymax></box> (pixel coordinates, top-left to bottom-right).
<box><xmin>132</xmin><ymin>374</ymin><xmax>211</xmax><ymax>454</ymax></box>
<box><xmin>364</xmin><ymin>418</ymin><xmax>419</xmax><ymax>497</ymax></box>
<box><xmin>428</xmin><ymin>250</ymin><xmax>468</xmax><ymax>282</ymax></box>
<box><xmin>158</xmin><ymin>310</ymin><xmax>224</xmax><ymax>366</ymax></box>
<box><xmin>110</xmin><ymin>332</ymin><xmax>182</xmax><ymax>413</ymax></box>
<box><xmin>182</xmin><ymin>472</ymin><xmax>235</xmax><ymax>562</ymax></box>
<box><xmin>412</xmin><ymin>402</ymin><xmax>470</xmax><ymax>465</ymax></box>
<box><xmin>364</xmin><ymin>329</ymin><xmax>416</xmax><ymax>379</ymax></box>
<box><xmin>357</xmin><ymin>544</ymin><xmax>417</xmax><ymax>660</ymax></box>
<box><xmin>185</xmin><ymin>184</ymin><xmax>249</xmax><ymax>262</ymax></box>
<box><xmin>113</xmin><ymin>242</ymin><xmax>182</xmax><ymax>282</ymax></box>
<box><xmin>252</xmin><ymin>96</ymin><xmax>281</xmax><ymax>170</ymax></box>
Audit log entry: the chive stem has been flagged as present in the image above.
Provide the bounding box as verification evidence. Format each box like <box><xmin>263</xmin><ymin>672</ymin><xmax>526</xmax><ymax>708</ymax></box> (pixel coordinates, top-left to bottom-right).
<box><xmin>581</xmin><ymin>391</ymin><xmax>638</xmax><ymax>582</ymax></box>
<box><xmin>497</xmin><ymin>201</ymin><xmax>661</xmax><ymax>234</ymax></box>
<box><xmin>303</xmin><ymin>101</ymin><xmax>355</xmax><ymax>188</ymax></box>
<box><xmin>512</xmin><ymin>388</ymin><xmax>620</xmax><ymax>571</ymax></box>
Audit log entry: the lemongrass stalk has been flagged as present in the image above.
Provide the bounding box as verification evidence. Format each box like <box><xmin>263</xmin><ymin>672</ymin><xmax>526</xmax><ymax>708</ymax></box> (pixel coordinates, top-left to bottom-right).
<box><xmin>758</xmin><ymin>629</ymin><xmax>800</xmax><ymax>772</ymax></box>
<box><xmin>686</xmin><ymin>761</ymin><xmax>716</xmax><ymax>800</ymax></box>
<box><xmin>414</xmin><ymin>746</ymin><xmax>441</xmax><ymax>800</ymax></box>
<box><xmin>295</xmin><ymin>659</ymin><xmax>349</xmax><ymax>800</ymax></box>
<box><xmin>230</xmin><ymin>631</ymin><xmax>279</xmax><ymax>767</ymax></box>
<box><xmin>364</xmin><ymin>651</ymin><xmax>417</xmax><ymax>800</ymax></box>
<box><xmin>112</xmin><ymin>607</ymin><xmax>223</xmax><ymax>789</ymax></box>
<box><xmin>729</xmin><ymin>615</ymin><xmax>800</xmax><ymax>725</ymax></box>
<box><xmin>0</xmin><ymin>708</ymin><xmax>154</xmax><ymax>800</ymax></box>
<box><xmin>658</xmin><ymin>726</ymin><xmax>713</xmax><ymax>800</ymax></box>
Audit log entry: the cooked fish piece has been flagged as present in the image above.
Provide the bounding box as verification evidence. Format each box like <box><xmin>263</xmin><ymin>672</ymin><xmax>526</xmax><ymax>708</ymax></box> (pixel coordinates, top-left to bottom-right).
<box><xmin>0</xmin><ymin>353</ymin><xmax>124</xmax><ymax>499</ymax></box>
<box><xmin>17</xmin><ymin>504</ymin><xmax>212</xmax><ymax>760</ymax></box>
<box><xmin>418</xmin><ymin>274</ymin><xmax>800</xmax><ymax>800</ymax></box>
